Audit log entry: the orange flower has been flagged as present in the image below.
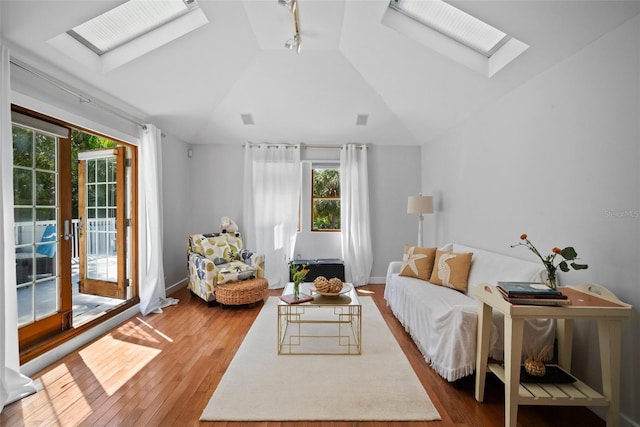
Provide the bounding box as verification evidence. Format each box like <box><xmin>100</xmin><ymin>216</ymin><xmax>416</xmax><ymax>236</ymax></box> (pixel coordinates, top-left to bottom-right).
<box><xmin>520</xmin><ymin>233</ymin><xmax>527</xmax><ymax>240</ymax></box>
<box><xmin>552</xmin><ymin>247</ymin><xmax>562</xmax><ymax>254</ymax></box>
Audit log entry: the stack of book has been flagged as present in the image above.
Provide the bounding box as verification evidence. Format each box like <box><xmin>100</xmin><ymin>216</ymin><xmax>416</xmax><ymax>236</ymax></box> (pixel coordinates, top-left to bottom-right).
<box><xmin>497</xmin><ymin>281</ymin><xmax>571</xmax><ymax>306</ymax></box>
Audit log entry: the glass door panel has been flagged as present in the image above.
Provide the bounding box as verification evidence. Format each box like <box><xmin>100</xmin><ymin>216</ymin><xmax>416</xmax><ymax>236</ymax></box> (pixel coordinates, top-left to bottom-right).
<box><xmin>13</xmin><ymin>124</ymin><xmax>65</xmax><ymax>332</ymax></box>
<box><xmin>78</xmin><ymin>147</ymin><xmax>126</xmax><ymax>299</ymax></box>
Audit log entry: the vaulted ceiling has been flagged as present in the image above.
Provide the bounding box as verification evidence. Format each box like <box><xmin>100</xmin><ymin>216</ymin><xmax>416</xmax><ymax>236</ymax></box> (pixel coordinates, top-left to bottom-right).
<box><xmin>2</xmin><ymin>1</ymin><xmax>640</xmax><ymax>146</ymax></box>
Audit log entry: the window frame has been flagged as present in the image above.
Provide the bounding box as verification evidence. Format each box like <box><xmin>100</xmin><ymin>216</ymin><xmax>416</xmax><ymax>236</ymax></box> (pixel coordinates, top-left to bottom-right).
<box><xmin>310</xmin><ymin>165</ymin><xmax>341</xmax><ymax>232</ymax></box>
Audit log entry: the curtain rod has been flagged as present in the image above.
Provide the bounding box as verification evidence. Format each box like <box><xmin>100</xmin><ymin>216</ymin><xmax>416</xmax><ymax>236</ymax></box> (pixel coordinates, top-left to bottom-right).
<box><xmin>9</xmin><ymin>57</ymin><xmax>147</xmax><ymax>129</ymax></box>
<box><xmin>244</xmin><ymin>143</ymin><xmax>367</xmax><ymax>150</ymax></box>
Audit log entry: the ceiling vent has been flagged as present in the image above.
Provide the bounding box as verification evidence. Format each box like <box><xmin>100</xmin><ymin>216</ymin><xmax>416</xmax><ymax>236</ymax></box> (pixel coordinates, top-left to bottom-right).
<box><xmin>356</xmin><ymin>114</ymin><xmax>369</xmax><ymax>126</ymax></box>
<box><xmin>241</xmin><ymin>114</ymin><xmax>255</xmax><ymax>125</ymax></box>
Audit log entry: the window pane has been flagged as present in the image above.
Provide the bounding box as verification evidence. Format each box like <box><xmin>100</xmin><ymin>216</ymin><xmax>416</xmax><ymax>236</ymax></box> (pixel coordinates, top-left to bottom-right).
<box><xmin>36</xmin><ymin>207</ymin><xmax>56</xmax><ymax>222</ymax></box>
<box><xmin>35</xmin><ymin>278</ymin><xmax>58</xmax><ymax>319</ymax></box>
<box><xmin>13</xmin><ymin>168</ymin><xmax>33</xmax><ymax>206</ymax></box>
<box><xmin>35</xmin><ymin>133</ymin><xmax>56</xmax><ymax>171</ymax></box>
<box><xmin>313</xmin><ymin>200</ymin><xmax>340</xmax><ymax>230</ymax></box>
<box><xmin>35</xmin><ymin>171</ymin><xmax>56</xmax><ymax>206</ymax></box>
<box><xmin>14</xmin><ymin>208</ymin><xmax>34</xmax><ymax>246</ymax></box>
<box><xmin>13</xmin><ymin>126</ymin><xmax>33</xmax><ymax>167</ymax></box>
<box><xmin>313</xmin><ymin>168</ymin><xmax>340</xmax><ymax>197</ymax></box>
<box><xmin>97</xmin><ymin>159</ymin><xmax>107</xmax><ymax>182</ymax></box>
<box><xmin>17</xmin><ymin>285</ymin><xmax>33</xmax><ymax>326</ymax></box>
<box><xmin>88</xmin><ymin>159</ymin><xmax>96</xmax><ymax>183</ymax></box>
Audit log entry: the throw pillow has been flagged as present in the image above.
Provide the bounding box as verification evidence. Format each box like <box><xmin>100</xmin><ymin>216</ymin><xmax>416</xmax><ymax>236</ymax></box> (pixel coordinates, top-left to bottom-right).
<box><xmin>429</xmin><ymin>249</ymin><xmax>473</xmax><ymax>292</ymax></box>
<box><xmin>399</xmin><ymin>246</ymin><xmax>436</xmax><ymax>281</ymax></box>
<box><xmin>36</xmin><ymin>224</ymin><xmax>57</xmax><ymax>257</ymax></box>
<box><xmin>216</xmin><ymin>261</ymin><xmax>255</xmax><ymax>284</ymax></box>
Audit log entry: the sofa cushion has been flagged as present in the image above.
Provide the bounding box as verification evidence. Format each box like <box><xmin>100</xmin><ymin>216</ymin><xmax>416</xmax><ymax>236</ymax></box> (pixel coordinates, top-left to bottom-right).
<box><xmin>429</xmin><ymin>249</ymin><xmax>473</xmax><ymax>293</ymax></box>
<box><xmin>399</xmin><ymin>246</ymin><xmax>436</xmax><ymax>281</ymax></box>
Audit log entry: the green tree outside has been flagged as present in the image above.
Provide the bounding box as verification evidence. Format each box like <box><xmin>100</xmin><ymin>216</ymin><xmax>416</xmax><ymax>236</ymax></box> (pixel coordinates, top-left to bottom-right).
<box><xmin>312</xmin><ymin>168</ymin><xmax>340</xmax><ymax>230</ymax></box>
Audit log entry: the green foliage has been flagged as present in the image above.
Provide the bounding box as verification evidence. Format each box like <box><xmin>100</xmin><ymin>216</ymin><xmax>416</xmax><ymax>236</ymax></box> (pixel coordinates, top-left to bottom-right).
<box><xmin>313</xmin><ymin>168</ymin><xmax>340</xmax><ymax>197</ymax></box>
<box><xmin>312</xmin><ymin>168</ymin><xmax>340</xmax><ymax>231</ymax></box>
<box><xmin>12</xmin><ymin>124</ymin><xmax>116</xmax><ymax>220</ymax></box>
<box><xmin>12</xmin><ymin>126</ymin><xmax>56</xmax><ymax>220</ymax></box>
<box><xmin>70</xmin><ymin>129</ymin><xmax>116</xmax><ymax>217</ymax></box>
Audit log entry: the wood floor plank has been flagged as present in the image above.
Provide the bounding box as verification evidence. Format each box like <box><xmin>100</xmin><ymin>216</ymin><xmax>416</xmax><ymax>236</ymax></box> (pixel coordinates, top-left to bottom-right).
<box><xmin>2</xmin><ymin>284</ymin><xmax>605</xmax><ymax>427</ymax></box>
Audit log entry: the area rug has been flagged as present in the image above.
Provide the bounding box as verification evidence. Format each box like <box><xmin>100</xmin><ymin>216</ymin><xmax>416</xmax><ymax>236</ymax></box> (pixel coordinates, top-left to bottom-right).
<box><xmin>200</xmin><ymin>296</ymin><xmax>441</xmax><ymax>421</ymax></box>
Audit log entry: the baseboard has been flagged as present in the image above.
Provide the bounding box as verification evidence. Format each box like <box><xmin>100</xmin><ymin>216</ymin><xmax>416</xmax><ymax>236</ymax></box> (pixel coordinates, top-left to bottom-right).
<box><xmin>167</xmin><ymin>277</ymin><xmax>188</xmax><ymax>296</ymax></box>
<box><xmin>368</xmin><ymin>276</ymin><xmax>386</xmax><ymax>284</ymax></box>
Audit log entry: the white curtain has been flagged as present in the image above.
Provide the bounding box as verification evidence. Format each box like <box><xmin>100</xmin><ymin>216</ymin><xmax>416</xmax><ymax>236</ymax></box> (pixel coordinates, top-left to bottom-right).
<box><xmin>340</xmin><ymin>144</ymin><xmax>373</xmax><ymax>286</ymax></box>
<box><xmin>1</xmin><ymin>45</ymin><xmax>38</xmax><ymax>412</ymax></box>
<box><xmin>243</xmin><ymin>144</ymin><xmax>301</xmax><ymax>288</ymax></box>
<box><xmin>138</xmin><ymin>124</ymin><xmax>178</xmax><ymax>315</ymax></box>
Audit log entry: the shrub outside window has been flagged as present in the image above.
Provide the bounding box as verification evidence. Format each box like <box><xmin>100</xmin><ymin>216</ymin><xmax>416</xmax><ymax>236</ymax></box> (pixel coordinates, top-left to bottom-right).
<box><xmin>312</xmin><ymin>167</ymin><xmax>340</xmax><ymax>231</ymax></box>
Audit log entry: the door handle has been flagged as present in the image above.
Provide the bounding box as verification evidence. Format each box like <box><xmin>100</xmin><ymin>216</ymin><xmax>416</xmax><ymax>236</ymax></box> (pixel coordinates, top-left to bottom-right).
<box><xmin>63</xmin><ymin>219</ymin><xmax>73</xmax><ymax>240</ymax></box>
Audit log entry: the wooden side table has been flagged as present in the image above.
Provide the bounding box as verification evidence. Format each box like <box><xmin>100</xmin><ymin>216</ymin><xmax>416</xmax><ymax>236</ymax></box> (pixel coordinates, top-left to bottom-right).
<box><xmin>473</xmin><ymin>284</ymin><xmax>631</xmax><ymax>427</ymax></box>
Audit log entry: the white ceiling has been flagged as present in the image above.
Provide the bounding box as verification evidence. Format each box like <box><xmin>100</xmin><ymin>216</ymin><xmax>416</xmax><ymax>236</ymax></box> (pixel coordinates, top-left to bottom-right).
<box><xmin>2</xmin><ymin>0</ymin><xmax>640</xmax><ymax>146</ymax></box>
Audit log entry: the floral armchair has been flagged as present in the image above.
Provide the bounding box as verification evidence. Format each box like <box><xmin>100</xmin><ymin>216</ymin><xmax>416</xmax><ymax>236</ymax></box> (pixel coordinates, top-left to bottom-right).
<box><xmin>187</xmin><ymin>232</ymin><xmax>265</xmax><ymax>304</ymax></box>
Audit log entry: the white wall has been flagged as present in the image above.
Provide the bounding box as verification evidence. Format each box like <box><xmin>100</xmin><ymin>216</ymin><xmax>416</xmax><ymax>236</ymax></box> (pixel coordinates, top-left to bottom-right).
<box><xmin>161</xmin><ymin>134</ymin><xmax>190</xmax><ymax>289</ymax></box>
<box><xmin>183</xmin><ymin>143</ymin><xmax>422</xmax><ymax>283</ymax></box>
<box><xmin>424</xmin><ymin>15</ymin><xmax>640</xmax><ymax>425</ymax></box>
<box><xmin>186</xmin><ymin>144</ymin><xmax>246</xmax><ymax>234</ymax></box>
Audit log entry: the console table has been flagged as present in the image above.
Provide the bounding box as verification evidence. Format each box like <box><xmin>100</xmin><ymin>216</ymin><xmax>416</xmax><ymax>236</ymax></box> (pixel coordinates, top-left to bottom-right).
<box><xmin>473</xmin><ymin>284</ymin><xmax>631</xmax><ymax>427</ymax></box>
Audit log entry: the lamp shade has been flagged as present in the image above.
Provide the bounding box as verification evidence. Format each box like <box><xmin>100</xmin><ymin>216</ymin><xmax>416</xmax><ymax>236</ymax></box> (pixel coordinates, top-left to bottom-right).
<box><xmin>407</xmin><ymin>195</ymin><xmax>434</xmax><ymax>214</ymax></box>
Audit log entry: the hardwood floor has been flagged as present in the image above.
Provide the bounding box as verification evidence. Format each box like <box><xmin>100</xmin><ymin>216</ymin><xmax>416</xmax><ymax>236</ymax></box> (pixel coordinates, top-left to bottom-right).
<box><xmin>2</xmin><ymin>284</ymin><xmax>604</xmax><ymax>427</ymax></box>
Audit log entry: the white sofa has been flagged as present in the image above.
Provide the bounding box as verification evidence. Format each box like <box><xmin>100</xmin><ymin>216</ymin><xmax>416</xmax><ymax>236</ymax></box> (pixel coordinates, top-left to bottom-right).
<box><xmin>384</xmin><ymin>243</ymin><xmax>556</xmax><ymax>382</ymax></box>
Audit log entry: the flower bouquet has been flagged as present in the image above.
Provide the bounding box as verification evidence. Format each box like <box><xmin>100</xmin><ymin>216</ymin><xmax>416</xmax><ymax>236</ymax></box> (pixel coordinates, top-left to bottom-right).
<box><xmin>289</xmin><ymin>262</ymin><xmax>309</xmax><ymax>299</ymax></box>
<box><xmin>511</xmin><ymin>234</ymin><xmax>588</xmax><ymax>289</ymax></box>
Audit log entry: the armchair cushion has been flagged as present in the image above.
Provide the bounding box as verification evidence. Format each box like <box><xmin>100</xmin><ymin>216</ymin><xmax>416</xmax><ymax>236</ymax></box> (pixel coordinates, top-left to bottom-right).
<box><xmin>216</xmin><ymin>260</ymin><xmax>255</xmax><ymax>284</ymax></box>
<box><xmin>192</xmin><ymin>232</ymin><xmax>243</xmax><ymax>263</ymax></box>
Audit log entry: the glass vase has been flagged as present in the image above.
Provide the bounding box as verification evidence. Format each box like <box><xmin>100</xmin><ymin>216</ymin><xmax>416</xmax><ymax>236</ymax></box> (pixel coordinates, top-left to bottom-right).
<box><xmin>545</xmin><ymin>270</ymin><xmax>558</xmax><ymax>290</ymax></box>
<box><xmin>293</xmin><ymin>281</ymin><xmax>300</xmax><ymax>299</ymax></box>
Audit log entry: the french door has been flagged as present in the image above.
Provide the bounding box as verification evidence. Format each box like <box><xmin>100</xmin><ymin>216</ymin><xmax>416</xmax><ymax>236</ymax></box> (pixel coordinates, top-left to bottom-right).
<box><xmin>77</xmin><ymin>147</ymin><xmax>127</xmax><ymax>299</ymax></box>
<box><xmin>13</xmin><ymin>107</ymin><xmax>136</xmax><ymax>353</ymax></box>
<box><xmin>13</xmin><ymin>116</ymin><xmax>73</xmax><ymax>345</ymax></box>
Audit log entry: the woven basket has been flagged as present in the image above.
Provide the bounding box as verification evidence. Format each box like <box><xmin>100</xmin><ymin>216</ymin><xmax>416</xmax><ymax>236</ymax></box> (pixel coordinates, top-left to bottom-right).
<box><xmin>313</xmin><ymin>276</ymin><xmax>344</xmax><ymax>293</ymax></box>
<box><xmin>524</xmin><ymin>358</ymin><xmax>546</xmax><ymax>377</ymax></box>
<box><xmin>216</xmin><ymin>278</ymin><xmax>268</xmax><ymax>305</ymax></box>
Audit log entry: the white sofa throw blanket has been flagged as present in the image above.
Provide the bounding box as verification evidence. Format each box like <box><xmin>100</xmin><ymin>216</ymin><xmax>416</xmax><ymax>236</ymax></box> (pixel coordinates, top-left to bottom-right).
<box><xmin>384</xmin><ymin>243</ymin><xmax>556</xmax><ymax>382</ymax></box>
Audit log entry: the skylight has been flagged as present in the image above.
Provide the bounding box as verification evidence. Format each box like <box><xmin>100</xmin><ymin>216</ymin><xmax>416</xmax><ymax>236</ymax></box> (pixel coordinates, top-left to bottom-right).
<box><xmin>389</xmin><ymin>0</ymin><xmax>510</xmax><ymax>58</ymax></box>
<box><xmin>67</xmin><ymin>0</ymin><xmax>199</xmax><ymax>56</ymax></box>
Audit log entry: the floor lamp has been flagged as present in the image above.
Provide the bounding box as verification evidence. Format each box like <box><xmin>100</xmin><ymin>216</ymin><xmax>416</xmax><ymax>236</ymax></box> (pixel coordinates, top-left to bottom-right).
<box><xmin>407</xmin><ymin>195</ymin><xmax>433</xmax><ymax>247</ymax></box>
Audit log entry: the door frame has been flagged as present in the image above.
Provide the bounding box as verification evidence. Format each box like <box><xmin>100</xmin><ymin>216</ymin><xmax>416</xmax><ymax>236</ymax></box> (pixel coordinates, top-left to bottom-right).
<box><xmin>13</xmin><ymin>105</ymin><xmax>139</xmax><ymax>363</ymax></box>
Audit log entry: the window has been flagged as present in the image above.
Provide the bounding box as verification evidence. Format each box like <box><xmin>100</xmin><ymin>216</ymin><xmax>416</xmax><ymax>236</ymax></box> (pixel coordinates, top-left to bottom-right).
<box><xmin>48</xmin><ymin>0</ymin><xmax>208</xmax><ymax>72</ymax></box>
<box><xmin>389</xmin><ymin>0</ymin><xmax>510</xmax><ymax>57</ymax></box>
<box><xmin>383</xmin><ymin>0</ymin><xmax>529</xmax><ymax>77</ymax></box>
<box><xmin>67</xmin><ymin>0</ymin><xmax>200</xmax><ymax>56</ymax></box>
<box><xmin>311</xmin><ymin>167</ymin><xmax>340</xmax><ymax>231</ymax></box>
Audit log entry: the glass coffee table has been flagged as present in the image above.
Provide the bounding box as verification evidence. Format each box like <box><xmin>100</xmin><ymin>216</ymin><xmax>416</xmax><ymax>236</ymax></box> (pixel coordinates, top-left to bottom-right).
<box><xmin>277</xmin><ymin>282</ymin><xmax>361</xmax><ymax>355</ymax></box>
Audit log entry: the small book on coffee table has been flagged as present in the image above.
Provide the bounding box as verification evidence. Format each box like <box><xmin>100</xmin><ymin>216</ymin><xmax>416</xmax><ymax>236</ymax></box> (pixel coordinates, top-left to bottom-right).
<box><xmin>279</xmin><ymin>293</ymin><xmax>314</xmax><ymax>304</ymax></box>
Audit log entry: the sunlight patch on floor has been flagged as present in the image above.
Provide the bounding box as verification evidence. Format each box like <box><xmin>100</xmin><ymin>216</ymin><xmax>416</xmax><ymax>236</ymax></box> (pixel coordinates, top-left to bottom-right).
<box><xmin>136</xmin><ymin>317</ymin><xmax>174</xmax><ymax>342</ymax></box>
<box><xmin>38</xmin><ymin>364</ymin><xmax>93</xmax><ymax>423</ymax></box>
<box><xmin>79</xmin><ymin>333</ymin><xmax>161</xmax><ymax>395</ymax></box>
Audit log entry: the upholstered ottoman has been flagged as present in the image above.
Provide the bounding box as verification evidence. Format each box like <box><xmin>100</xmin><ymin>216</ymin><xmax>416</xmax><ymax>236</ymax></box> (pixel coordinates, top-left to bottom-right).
<box><xmin>215</xmin><ymin>277</ymin><xmax>269</xmax><ymax>306</ymax></box>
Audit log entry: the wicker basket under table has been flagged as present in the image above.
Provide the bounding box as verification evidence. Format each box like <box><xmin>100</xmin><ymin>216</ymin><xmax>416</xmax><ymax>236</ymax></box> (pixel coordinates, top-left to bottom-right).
<box><xmin>215</xmin><ymin>277</ymin><xmax>269</xmax><ymax>306</ymax></box>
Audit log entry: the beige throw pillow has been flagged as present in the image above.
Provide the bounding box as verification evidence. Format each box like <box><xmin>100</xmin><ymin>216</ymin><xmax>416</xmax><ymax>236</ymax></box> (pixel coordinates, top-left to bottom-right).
<box><xmin>429</xmin><ymin>249</ymin><xmax>473</xmax><ymax>293</ymax></box>
<box><xmin>399</xmin><ymin>246</ymin><xmax>437</xmax><ymax>281</ymax></box>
